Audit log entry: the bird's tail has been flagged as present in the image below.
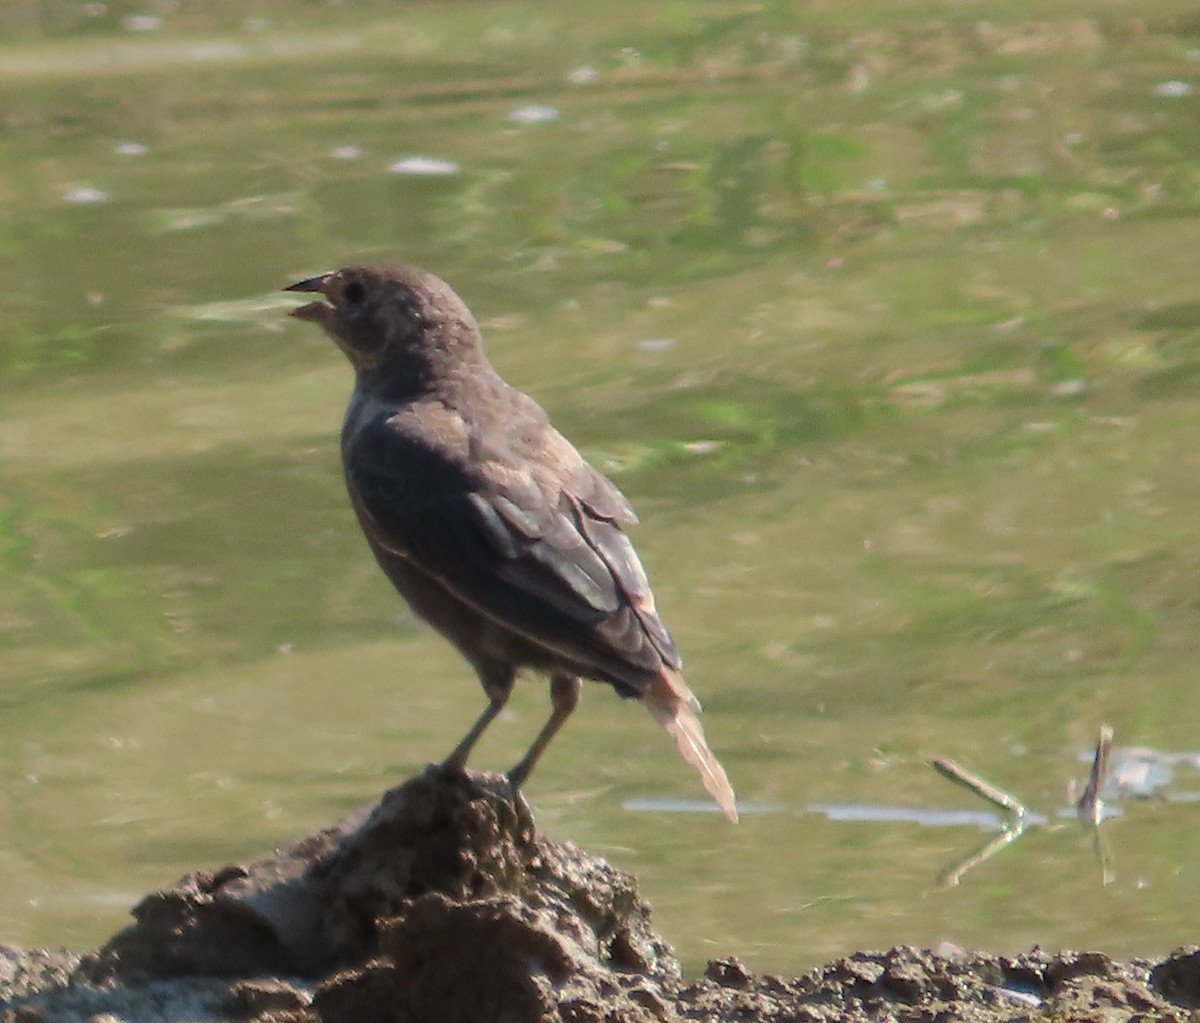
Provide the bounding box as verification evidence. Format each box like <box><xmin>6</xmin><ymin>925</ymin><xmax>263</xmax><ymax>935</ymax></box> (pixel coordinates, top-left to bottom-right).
<box><xmin>643</xmin><ymin>671</ymin><xmax>738</xmax><ymax>823</ymax></box>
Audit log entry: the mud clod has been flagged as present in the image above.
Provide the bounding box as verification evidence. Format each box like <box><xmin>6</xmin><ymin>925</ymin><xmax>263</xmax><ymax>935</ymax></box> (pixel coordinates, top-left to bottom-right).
<box><xmin>2</xmin><ymin>768</ymin><xmax>1198</xmax><ymax>1022</ymax></box>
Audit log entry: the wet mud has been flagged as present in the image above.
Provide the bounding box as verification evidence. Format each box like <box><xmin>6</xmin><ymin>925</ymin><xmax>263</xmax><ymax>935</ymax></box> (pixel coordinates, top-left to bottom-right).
<box><xmin>1</xmin><ymin>767</ymin><xmax>1196</xmax><ymax>1022</ymax></box>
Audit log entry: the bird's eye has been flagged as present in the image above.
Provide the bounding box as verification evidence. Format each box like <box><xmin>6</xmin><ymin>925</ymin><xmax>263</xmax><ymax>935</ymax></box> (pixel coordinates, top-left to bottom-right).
<box><xmin>343</xmin><ymin>279</ymin><xmax>367</xmax><ymax>305</ymax></box>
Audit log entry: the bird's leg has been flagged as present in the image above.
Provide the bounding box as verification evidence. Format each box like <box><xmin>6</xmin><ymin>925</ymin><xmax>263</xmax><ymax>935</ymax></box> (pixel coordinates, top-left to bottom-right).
<box><xmin>442</xmin><ymin>700</ymin><xmax>503</xmax><ymax>773</ymax></box>
<box><xmin>507</xmin><ymin>672</ymin><xmax>581</xmax><ymax>789</ymax></box>
<box><xmin>442</xmin><ymin>663</ymin><xmax>514</xmax><ymax>773</ymax></box>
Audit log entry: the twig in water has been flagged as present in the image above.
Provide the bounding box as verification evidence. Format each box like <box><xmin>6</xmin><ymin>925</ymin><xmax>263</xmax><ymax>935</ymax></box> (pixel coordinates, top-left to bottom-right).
<box><xmin>1077</xmin><ymin>724</ymin><xmax>1116</xmax><ymax>885</ymax></box>
<box><xmin>930</xmin><ymin>757</ymin><xmax>1028</xmax><ymax>823</ymax></box>
<box><xmin>1077</xmin><ymin>724</ymin><xmax>1114</xmax><ymax>827</ymax></box>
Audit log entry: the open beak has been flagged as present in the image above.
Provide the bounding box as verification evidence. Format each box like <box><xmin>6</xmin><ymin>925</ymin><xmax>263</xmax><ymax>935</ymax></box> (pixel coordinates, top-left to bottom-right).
<box><xmin>284</xmin><ymin>272</ymin><xmax>335</xmax><ymax>322</ymax></box>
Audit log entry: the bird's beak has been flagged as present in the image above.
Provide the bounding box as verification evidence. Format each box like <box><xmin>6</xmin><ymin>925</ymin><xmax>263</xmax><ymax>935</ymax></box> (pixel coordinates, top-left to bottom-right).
<box><xmin>284</xmin><ymin>272</ymin><xmax>335</xmax><ymax>322</ymax></box>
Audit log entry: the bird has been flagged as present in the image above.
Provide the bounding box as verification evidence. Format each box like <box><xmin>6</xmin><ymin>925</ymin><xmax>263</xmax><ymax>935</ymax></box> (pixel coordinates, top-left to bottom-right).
<box><xmin>284</xmin><ymin>263</ymin><xmax>737</xmax><ymax>821</ymax></box>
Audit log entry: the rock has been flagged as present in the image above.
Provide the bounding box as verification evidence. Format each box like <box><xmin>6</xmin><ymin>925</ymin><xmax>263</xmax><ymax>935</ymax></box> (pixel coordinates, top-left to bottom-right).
<box><xmin>1151</xmin><ymin>946</ymin><xmax>1200</xmax><ymax>1008</ymax></box>
<box><xmin>0</xmin><ymin>948</ymin><xmax>78</xmax><ymax>1004</ymax></box>
<box><xmin>227</xmin><ymin>978</ymin><xmax>311</xmax><ymax>1018</ymax></box>
<box><xmin>78</xmin><ymin>765</ymin><xmax>662</xmax><ymax>983</ymax></box>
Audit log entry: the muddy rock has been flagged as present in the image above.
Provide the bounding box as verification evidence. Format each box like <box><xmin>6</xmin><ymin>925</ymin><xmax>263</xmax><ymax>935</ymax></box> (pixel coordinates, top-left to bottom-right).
<box><xmin>0</xmin><ymin>948</ymin><xmax>79</xmax><ymax>1005</ymax></box>
<box><xmin>77</xmin><ymin>766</ymin><xmax>671</xmax><ymax>989</ymax></box>
<box><xmin>2</xmin><ymin>766</ymin><xmax>1199</xmax><ymax>1022</ymax></box>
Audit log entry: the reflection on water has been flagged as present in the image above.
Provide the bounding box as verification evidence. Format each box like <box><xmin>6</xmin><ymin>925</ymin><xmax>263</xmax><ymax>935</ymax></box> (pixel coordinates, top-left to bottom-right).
<box><xmin>808</xmin><ymin>804</ymin><xmax>1023</xmax><ymax>830</ymax></box>
<box><xmin>625</xmin><ymin>797</ymin><xmax>784</xmax><ymax>816</ymax></box>
<box><xmin>3</xmin><ymin>0</ymin><xmax>1200</xmax><ymax>975</ymax></box>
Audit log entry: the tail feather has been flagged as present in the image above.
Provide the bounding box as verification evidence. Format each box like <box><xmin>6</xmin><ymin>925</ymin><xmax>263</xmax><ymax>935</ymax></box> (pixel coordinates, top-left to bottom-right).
<box><xmin>644</xmin><ymin>675</ymin><xmax>738</xmax><ymax>823</ymax></box>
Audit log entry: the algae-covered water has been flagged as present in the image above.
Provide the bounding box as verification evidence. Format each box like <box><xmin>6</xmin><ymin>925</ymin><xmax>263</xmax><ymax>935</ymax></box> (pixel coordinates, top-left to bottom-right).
<box><xmin>3</xmin><ymin>0</ymin><xmax>1200</xmax><ymax>974</ymax></box>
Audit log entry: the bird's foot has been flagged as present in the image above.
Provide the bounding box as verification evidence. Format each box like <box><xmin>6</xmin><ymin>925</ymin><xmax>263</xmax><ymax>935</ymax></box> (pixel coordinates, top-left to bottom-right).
<box><xmin>505</xmin><ymin>764</ymin><xmax>529</xmax><ymax>791</ymax></box>
<box><xmin>438</xmin><ymin>755</ymin><xmax>470</xmax><ymax>779</ymax></box>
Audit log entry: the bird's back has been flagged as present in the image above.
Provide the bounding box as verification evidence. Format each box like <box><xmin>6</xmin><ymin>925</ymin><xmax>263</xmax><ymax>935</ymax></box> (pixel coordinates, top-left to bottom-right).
<box><xmin>340</xmin><ymin>372</ymin><xmax>681</xmax><ymax>698</ymax></box>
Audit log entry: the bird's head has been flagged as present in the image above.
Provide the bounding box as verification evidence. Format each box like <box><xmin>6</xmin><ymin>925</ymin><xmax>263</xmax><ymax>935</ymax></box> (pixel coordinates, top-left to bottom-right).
<box><xmin>285</xmin><ymin>263</ymin><xmax>483</xmax><ymax>381</ymax></box>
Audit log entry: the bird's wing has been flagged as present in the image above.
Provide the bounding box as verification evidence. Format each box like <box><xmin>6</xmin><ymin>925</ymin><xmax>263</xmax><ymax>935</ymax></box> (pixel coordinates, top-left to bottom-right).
<box><xmin>345</xmin><ymin>407</ymin><xmax>679</xmax><ymax>689</ymax></box>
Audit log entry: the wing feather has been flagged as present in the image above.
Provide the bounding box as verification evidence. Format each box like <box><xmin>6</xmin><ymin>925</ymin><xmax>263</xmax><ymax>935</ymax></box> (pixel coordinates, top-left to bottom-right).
<box><xmin>344</xmin><ymin>405</ymin><xmax>674</xmax><ymax>689</ymax></box>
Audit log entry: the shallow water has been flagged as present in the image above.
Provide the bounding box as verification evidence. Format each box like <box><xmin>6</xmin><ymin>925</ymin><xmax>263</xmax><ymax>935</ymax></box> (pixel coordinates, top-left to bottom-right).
<box><xmin>3</xmin><ymin>0</ymin><xmax>1200</xmax><ymax>975</ymax></box>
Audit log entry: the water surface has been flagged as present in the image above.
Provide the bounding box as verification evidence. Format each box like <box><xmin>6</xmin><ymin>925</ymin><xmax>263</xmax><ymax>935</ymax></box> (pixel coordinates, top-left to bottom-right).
<box><xmin>2</xmin><ymin>0</ymin><xmax>1200</xmax><ymax>974</ymax></box>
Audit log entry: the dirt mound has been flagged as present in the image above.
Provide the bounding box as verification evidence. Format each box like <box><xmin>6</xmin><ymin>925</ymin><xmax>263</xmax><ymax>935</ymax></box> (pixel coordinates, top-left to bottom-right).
<box><xmin>1</xmin><ymin>767</ymin><xmax>1196</xmax><ymax>1022</ymax></box>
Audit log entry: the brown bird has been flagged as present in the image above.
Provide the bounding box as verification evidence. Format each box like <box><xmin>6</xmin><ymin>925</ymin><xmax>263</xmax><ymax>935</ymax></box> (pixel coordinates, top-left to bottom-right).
<box><xmin>285</xmin><ymin>263</ymin><xmax>737</xmax><ymax>821</ymax></box>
